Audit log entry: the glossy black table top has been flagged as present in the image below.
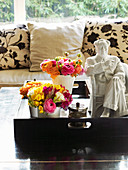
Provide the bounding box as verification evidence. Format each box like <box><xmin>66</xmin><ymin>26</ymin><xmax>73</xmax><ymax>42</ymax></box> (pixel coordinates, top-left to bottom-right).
<box><xmin>1</xmin><ymin>87</ymin><xmax>128</xmax><ymax>170</ymax></box>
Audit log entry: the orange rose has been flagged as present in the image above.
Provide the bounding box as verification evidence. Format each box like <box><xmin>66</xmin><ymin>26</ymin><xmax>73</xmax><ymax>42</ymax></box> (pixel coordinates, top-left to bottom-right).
<box><xmin>78</xmin><ymin>59</ymin><xmax>82</xmax><ymax>65</ymax></box>
<box><xmin>48</xmin><ymin>66</ymin><xmax>60</xmax><ymax>79</ymax></box>
<box><xmin>73</xmin><ymin>60</ymin><xmax>76</xmax><ymax>65</ymax></box>
<box><xmin>71</xmin><ymin>65</ymin><xmax>82</xmax><ymax>77</ymax></box>
<box><xmin>20</xmin><ymin>81</ymin><xmax>43</xmax><ymax>97</ymax></box>
<box><xmin>41</xmin><ymin>61</ymin><xmax>53</xmax><ymax>72</ymax></box>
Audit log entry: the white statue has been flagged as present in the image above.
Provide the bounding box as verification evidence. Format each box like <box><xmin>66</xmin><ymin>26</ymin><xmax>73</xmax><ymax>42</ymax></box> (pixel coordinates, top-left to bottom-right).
<box><xmin>85</xmin><ymin>39</ymin><xmax>127</xmax><ymax>117</ymax></box>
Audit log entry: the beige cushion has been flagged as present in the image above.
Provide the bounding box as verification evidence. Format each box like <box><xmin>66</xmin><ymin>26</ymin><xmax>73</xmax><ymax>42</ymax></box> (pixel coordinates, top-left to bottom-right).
<box><xmin>0</xmin><ymin>68</ymin><xmax>87</xmax><ymax>85</ymax></box>
<box><xmin>82</xmin><ymin>19</ymin><xmax>128</xmax><ymax>64</ymax></box>
<box><xmin>0</xmin><ymin>69</ymin><xmax>51</xmax><ymax>85</ymax></box>
<box><xmin>28</xmin><ymin>20</ymin><xmax>86</xmax><ymax>71</ymax></box>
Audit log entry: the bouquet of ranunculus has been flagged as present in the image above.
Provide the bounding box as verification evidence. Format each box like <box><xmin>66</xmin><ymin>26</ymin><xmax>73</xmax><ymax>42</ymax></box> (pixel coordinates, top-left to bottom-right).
<box><xmin>40</xmin><ymin>52</ymin><xmax>84</xmax><ymax>79</ymax></box>
<box><xmin>27</xmin><ymin>83</ymin><xmax>73</xmax><ymax>114</ymax></box>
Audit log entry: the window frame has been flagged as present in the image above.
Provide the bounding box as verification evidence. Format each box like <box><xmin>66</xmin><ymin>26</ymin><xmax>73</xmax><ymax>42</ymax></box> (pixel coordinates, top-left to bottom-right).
<box><xmin>14</xmin><ymin>0</ymin><xmax>26</xmax><ymax>24</ymax></box>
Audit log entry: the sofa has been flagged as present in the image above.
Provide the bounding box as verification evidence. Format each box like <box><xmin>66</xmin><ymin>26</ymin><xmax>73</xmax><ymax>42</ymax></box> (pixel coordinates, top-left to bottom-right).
<box><xmin>0</xmin><ymin>18</ymin><xmax>128</xmax><ymax>87</ymax></box>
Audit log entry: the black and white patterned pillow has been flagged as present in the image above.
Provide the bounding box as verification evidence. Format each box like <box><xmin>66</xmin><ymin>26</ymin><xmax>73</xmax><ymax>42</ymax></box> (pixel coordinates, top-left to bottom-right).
<box><xmin>0</xmin><ymin>24</ymin><xmax>30</xmax><ymax>70</ymax></box>
<box><xmin>82</xmin><ymin>19</ymin><xmax>128</xmax><ymax>63</ymax></box>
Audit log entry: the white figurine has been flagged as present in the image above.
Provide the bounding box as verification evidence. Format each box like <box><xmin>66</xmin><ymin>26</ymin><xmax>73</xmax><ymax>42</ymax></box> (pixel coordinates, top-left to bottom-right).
<box><xmin>85</xmin><ymin>39</ymin><xmax>127</xmax><ymax>117</ymax></box>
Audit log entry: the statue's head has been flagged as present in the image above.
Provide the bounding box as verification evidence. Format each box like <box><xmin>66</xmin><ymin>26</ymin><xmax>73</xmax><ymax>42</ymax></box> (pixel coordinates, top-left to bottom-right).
<box><xmin>94</xmin><ymin>39</ymin><xmax>110</xmax><ymax>56</ymax></box>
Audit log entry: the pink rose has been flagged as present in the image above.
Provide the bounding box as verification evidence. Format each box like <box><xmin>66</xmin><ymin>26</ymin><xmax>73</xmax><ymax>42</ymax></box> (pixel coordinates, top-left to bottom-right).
<box><xmin>61</xmin><ymin>64</ymin><xmax>74</xmax><ymax>75</ymax></box>
<box><xmin>40</xmin><ymin>59</ymin><xmax>50</xmax><ymax>68</ymax></box>
<box><xmin>58</xmin><ymin>59</ymin><xmax>64</xmax><ymax>65</ymax></box>
<box><xmin>43</xmin><ymin>98</ymin><xmax>56</xmax><ymax>114</ymax></box>
<box><xmin>69</xmin><ymin>61</ymin><xmax>73</xmax><ymax>65</ymax></box>
<box><xmin>64</xmin><ymin>58</ymin><xmax>69</xmax><ymax>62</ymax></box>
<box><xmin>52</xmin><ymin>60</ymin><xmax>56</xmax><ymax>66</ymax></box>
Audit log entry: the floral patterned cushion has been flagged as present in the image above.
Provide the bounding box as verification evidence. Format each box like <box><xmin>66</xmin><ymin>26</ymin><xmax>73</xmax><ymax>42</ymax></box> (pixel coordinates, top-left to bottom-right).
<box><xmin>0</xmin><ymin>24</ymin><xmax>30</xmax><ymax>70</ymax></box>
<box><xmin>82</xmin><ymin>19</ymin><xmax>128</xmax><ymax>63</ymax></box>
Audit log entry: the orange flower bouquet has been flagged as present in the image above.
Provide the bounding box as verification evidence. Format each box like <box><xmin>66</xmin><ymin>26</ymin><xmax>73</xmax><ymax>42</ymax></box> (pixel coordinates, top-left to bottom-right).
<box><xmin>40</xmin><ymin>52</ymin><xmax>84</xmax><ymax>79</ymax></box>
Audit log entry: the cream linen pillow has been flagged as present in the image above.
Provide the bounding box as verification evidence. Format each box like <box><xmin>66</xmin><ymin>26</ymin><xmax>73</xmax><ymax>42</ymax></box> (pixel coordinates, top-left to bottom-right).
<box><xmin>27</xmin><ymin>20</ymin><xmax>85</xmax><ymax>71</ymax></box>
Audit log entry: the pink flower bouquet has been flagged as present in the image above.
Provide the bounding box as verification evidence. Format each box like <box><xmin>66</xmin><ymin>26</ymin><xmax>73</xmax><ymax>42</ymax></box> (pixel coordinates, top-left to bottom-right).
<box><xmin>27</xmin><ymin>83</ymin><xmax>73</xmax><ymax>114</ymax></box>
<box><xmin>40</xmin><ymin>52</ymin><xmax>84</xmax><ymax>79</ymax></box>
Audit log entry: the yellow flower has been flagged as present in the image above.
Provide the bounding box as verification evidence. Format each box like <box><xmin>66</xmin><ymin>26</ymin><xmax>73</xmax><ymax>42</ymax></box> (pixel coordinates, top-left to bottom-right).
<box><xmin>54</xmin><ymin>84</ymin><xmax>61</xmax><ymax>90</ymax></box>
<box><xmin>43</xmin><ymin>83</ymin><xmax>52</xmax><ymax>88</ymax></box>
<box><xmin>39</xmin><ymin>105</ymin><xmax>43</xmax><ymax>113</ymax></box>
<box><xmin>41</xmin><ymin>93</ymin><xmax>45</xmax><ymax>100</ymax></box>
<box><xmin>40</xmin><ymin>101</ymin><xmax>43</xmax><ymax>105</ymax></box>
<box><xmin>36</xmin><ymin>86</ymin><xmax>43</xmax><ymax>94</ymax></box>
<box><xmin>31</xmin><ymin>94</ymin><xmax>36</xmax><ymax>100</ymax></box>
<box><xmin>34</xmin><ymin>88</ymin><xmax>38</xmax><ymax>94</ymax></box>
<box><xmin>35</xmin><ymin>94</ymin><xmax>42</xmax><ymax>101</ymax></box>
<box><xmin>34</xmin><ymin>101</ymin><xmax>40</xmax><ymax>107</ymax></box>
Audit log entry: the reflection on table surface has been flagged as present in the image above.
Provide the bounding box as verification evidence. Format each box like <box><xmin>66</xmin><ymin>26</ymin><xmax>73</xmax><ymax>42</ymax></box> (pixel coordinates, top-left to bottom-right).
<box><xmin>1</xmin><ymin>87</ymin><xmax>128</xmax><ymax>170</ymax></box>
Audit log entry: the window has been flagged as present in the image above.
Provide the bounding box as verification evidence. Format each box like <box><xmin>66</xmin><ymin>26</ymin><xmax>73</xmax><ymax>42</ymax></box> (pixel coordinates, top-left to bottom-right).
<box><xmin>0</xmin><ymin>0</ymin><xmax>128</xmax><ymax>24</ymax></box>
<box><xmin>0</xmin><ymin>0</ymin><xmax>14</xmax><ymax>24</ymax></box>
<box><xmin>25</xmin><ymin>0</ymin><xmax>128</xmax><ymax>22</ymax></box>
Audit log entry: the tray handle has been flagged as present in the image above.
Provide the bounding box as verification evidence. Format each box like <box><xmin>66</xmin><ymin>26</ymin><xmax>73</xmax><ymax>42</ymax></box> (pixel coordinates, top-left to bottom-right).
<box><xmin>67</xmin><ymin>118</ymin><xmax>92</xmax><ymax>129</ymax></box>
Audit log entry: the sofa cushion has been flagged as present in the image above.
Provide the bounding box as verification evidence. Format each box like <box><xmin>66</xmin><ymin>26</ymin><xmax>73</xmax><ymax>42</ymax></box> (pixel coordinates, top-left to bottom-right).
<box><xmin>0</xmin><ymin>69</ymin><xmax>51</xmax><ymax>85</ymax></box>
<box><xmin>0</xmin><ymin>24</ymin><xmax>30</xmax><ymax>70</ymax></box>
<box><xmin>27</xmin><ymin>20</ymin><xmax>86</xmax><ymax>72</ymax></box>
<box><xmin>0</xmin><ymin>68</ymin><xmax>86</xmax><ymax>86</ymax></box>
<box><xmin>82</xmin><ymin>19</ymin><xmax>128</xmax><ymax>64</ymax></box>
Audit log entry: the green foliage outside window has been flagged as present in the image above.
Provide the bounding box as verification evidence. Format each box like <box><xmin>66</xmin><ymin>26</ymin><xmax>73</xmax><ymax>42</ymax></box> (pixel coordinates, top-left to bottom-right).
<box><xmin>0</xmin><ymin>0</ymin><xmax>14</xmax><ymax>22</ymax></box>
<box><xmin>0</xmin><ymin>0</ymin><xmax>128</xmax><ymax>23</ymax></box>
<box><xmin>26</xmin><ymin>0</ymin><xmax>128</xmax><ymax>20</ymax></box>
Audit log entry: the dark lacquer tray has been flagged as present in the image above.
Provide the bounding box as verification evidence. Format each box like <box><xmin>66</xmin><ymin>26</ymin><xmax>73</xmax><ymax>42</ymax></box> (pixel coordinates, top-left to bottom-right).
<box><xmin>14</xmin><ymin>117</ymin><xmax>128</xmax><ymax>143</ymax></box>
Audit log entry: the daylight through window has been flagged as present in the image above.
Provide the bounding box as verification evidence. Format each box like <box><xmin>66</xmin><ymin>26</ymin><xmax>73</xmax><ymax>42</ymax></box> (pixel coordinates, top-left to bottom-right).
<box><xmin>0</xmin><ymin>0</ymin><xmax>128</xmax><ymax>24</ymax></box>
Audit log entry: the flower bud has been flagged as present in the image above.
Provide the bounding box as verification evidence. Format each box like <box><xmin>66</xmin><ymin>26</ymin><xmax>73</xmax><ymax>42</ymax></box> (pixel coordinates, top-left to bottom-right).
<box><xmin>64</xmin><ymin>52</ymin><xmax>69</xmax><ymax>57</ymax></box>
<box><xmin>77</xmin><ymin>53</ymin><xmax>81</xmax><ymax>58</ymax></box>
